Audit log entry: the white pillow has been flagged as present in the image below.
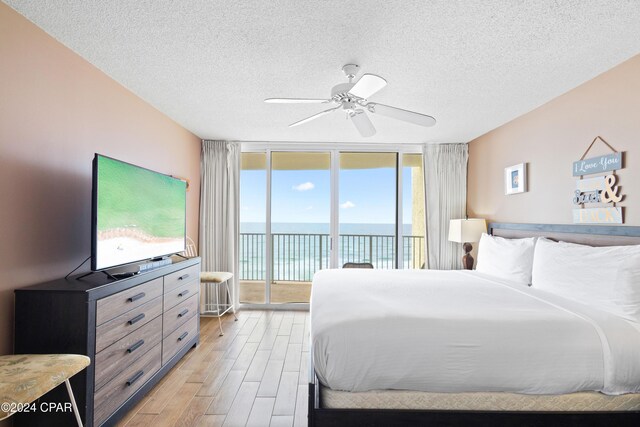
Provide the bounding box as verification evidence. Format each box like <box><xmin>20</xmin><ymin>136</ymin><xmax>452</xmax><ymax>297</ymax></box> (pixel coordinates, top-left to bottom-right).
<box><xmin>475</xmin><ymin>233</ymin><xmax>536</xmax><ymax>286</ymax></box>
<box><xmin>532</xmin><ymin>238</ymin><xmax>640</xmax><ymax>322</ymax></box>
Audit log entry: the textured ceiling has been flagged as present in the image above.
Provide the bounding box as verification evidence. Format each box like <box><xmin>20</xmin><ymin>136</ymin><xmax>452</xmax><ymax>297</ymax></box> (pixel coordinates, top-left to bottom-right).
<box><xmin>5</xmin><ymin>0</ymin><xmax>640</xmax><ymax>143</ymax></box>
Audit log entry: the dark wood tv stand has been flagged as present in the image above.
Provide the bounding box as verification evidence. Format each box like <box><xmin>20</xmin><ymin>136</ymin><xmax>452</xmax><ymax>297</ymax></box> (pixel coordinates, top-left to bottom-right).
<box><xmin>14</xmin><ymin>257</ymin><xmax>201</xmax><ymax>427</ymax></box>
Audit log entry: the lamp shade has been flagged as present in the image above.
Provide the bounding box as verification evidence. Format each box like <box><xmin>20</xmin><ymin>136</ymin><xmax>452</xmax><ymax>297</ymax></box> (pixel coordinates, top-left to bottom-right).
<box><xmin>448</xmin><ymin>219</ymin><xmax>487</xmax><ymax>243</ymax></box>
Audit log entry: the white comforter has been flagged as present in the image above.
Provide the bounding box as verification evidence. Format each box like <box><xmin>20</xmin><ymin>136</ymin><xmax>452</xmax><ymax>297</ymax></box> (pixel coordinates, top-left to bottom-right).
<box><xmin>310</xmin><ymin>269</ymin><xmax>640</xmax><ymax>395</ymax></box>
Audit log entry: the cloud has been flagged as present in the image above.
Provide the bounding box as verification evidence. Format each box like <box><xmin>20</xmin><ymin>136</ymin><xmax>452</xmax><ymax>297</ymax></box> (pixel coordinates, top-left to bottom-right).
<box><xmin>305</xmin><ymin>206</ymin><xmax>313</xmax><ymax>210</ymax></box>
<box><xmin>292</xmin><ymin>182</ymin><xmax>315</xmax><ymax>191</ymax></box>
<box><xmin>340</xmin><ymin>201</ymin><xmax>356</xmax><ymax>209</ymax></box>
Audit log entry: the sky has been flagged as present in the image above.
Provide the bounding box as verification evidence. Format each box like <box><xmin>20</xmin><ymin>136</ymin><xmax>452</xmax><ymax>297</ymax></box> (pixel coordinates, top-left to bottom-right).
<box><xmin>240</xmin><ymin>164</ymin><xmax>417</xmax><ymax>225</ymax></box>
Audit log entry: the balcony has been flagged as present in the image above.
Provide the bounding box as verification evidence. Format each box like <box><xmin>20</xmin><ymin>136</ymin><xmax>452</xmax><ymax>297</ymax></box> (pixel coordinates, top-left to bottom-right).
<box><xmin>239</xmin><ymin>232</ymin><xmax>425</xmax><ymax>303</ymax></box>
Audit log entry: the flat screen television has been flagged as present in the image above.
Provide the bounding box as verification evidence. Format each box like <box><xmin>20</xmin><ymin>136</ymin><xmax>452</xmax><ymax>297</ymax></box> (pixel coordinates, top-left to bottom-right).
<box><xmin>91</xmin><ymin>154</ymin><xmax>187</xmax><ymax>271</ymax></box>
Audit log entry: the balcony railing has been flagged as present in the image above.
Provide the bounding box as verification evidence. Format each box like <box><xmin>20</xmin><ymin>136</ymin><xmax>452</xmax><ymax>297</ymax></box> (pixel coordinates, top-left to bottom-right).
<box><xmin>239</xmin><ymin>232</ymin><xmax>425</xmax><ymax>282</ymax></box>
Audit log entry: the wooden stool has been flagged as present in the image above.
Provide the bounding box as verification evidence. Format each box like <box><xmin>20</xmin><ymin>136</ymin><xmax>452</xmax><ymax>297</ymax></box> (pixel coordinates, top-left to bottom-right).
<box><xmin>200</xmin><ymin>271</ymin><xmax>238</xmax><ymax>336</ymax></box>
<box><xmin>0</xmin><ymin>353</ymin><xmax>90</xmax><ymax>426</ymax></box>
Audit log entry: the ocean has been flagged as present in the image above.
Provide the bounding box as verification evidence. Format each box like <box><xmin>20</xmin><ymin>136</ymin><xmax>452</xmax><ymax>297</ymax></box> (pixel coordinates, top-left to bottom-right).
<box><xmin>241</xmin><ymin>222</ymin><xmax>414</xmax><ymax>235</ymax></box>
<box><xmin>239</xmin><ymin>223</ymin><xmax>424</xmax><ymax>281</ymax></box>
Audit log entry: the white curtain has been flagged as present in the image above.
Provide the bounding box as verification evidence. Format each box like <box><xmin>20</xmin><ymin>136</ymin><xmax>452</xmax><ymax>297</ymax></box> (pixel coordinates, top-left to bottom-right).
<box><xmin>423</xmin><ymin>143</ymin><xmax>469</xmax><ymax>270</ymax></box>
<box><xmin>199</xmin><ymin>140</ymin><xmax>240</xmax><ymax>310</ymax></box>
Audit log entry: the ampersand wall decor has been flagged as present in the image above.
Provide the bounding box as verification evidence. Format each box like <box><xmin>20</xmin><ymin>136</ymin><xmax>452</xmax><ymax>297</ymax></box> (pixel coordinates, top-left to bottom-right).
<box><xmin>600</xmin><ymin>175</ymin><xmax>623</xmax><ymax>204</ymax></box>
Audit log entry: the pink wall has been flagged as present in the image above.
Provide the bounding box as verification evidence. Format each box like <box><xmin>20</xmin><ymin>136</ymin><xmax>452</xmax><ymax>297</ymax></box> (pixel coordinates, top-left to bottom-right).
<box><xmin>468</xmin><ymin>55</ymin><xmax>639</xmax><ymax>226</ymax></box>
<box><xmin>0</xmin><ymin>3</ymin><xmax>201</xmax><ymax>357</ymax></box>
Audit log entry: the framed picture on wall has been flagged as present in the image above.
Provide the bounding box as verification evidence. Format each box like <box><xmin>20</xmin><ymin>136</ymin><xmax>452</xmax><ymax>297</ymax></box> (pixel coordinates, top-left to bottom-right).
<box><xmin>504</xmin><ymin>163</ymin><xmax>527</xmax><ymax>195</ymax></box>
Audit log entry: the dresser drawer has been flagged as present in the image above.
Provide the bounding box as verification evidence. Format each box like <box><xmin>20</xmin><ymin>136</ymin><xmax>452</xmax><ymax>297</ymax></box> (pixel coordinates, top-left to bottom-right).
<box><xmin>163</xmin><ymin>279</ymin><xmax>199</xmax><ymax>311</ymax></box>
<box><xmin>96</xmin><ymin>278</ymin><xmax>163</xmax><ymax>326</ymax></box>
<box><xmin>164</xmin><ymin>264</ymin><xmax>200</xmax><ymax>293</ymax></box>
<box><xmin>96</xmin><ymin>296</ymin><xmax>162</xmax><ymax>353</ymax></box>
<box><xmin>162</xmin><ymin>314</ymin><xmax>198</xmax><ymax>365</ymax></box>
<box><xmin>94</xmin><ymin>343</ymin><xmax>161</xmax><ymax>426</ymax></box>
<box><xmin>163</xmin><ymin>294</ymin><xmax>198</xmax><ymax>338</ymax></box>
<box><xmin>94</xmin><ymin>316</ymin><xmax>162</xmax><ymax>391</ymax></box>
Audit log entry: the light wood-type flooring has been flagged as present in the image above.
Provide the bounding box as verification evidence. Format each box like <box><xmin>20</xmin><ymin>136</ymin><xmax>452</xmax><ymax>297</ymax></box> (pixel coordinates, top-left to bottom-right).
<box><xmin>117</xmin><ymin>310</ymin><xmax>309</xmax><ymax>427</ymax></box>
<box><xmin>239</xmin><ymin>282</ymin><xmax>311</xmax><ymax>304</ymax></box>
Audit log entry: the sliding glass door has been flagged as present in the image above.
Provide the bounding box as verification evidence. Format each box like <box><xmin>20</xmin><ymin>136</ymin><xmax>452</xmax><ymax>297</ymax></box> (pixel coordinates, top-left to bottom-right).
<box><xmin>270</xmin><ymin>152</ymin><xmax>330</xmax><ymax>303</ymax></box>
<box><xmin>239</xmin><ymin>153</ymin><xmax>267</xmax><ymax>304</ymax></box>
<box><xmin>338</xmin><ymin>153</ymin><xmax>397</xmax><ymax>268</ymax></box>
<box><xmin>239</xmin><ymin>148</ymin><xmax>423</xmax><ymax>306</ymax></box>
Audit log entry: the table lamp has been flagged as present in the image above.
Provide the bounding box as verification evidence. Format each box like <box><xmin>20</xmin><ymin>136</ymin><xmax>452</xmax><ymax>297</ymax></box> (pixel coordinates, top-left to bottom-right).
<box><xmin>448</xmin><ymin>219</ymin><xmax>487</xmax><ymax>269</ymax></box>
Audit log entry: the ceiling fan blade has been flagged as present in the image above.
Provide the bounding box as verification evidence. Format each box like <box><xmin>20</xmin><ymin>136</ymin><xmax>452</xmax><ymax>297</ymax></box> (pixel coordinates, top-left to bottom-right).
<box><xmin>265</xmin><ymin>98</ymin><xmax>331</xmax><ymax>104</ymax></box>
<box><xmin>350</xmin><ymin>111</ymin><xmax>376</xmax><ymax>137</ymax></box>
<box><xmin>289</xmin><ymin>106</ymin><xmax>341</xmax><ymax>127</ymax></box>
<box><xmin>366</xmin><ymin>103</ymin><xmax>436</xmax><ymax>127</ymax></box>
<box><xmin>348</xmin><ymin>74</ymin><xmax>387</xmax><ymax>99</ymax></box>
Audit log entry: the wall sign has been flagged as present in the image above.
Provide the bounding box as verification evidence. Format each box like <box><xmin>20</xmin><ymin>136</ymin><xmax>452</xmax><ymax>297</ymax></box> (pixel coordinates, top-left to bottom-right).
<box><xmin>575</xmin><ymin>176</ymin><xmax>606</xmax><ymax>193</ymax></box>
<box><xmin>572</xmin><ymin>207</ymin><xmax>623</xmax><ymax>224</ymax></box>
<box><xmin>572</xmin><ymin>136</ymin><xmax>625</xmax><ymax>225</ymax></box>
<box><xmin>572</xmin><ymin>152</ymin><xmax>622</xmax><ymax>176</ymax></box>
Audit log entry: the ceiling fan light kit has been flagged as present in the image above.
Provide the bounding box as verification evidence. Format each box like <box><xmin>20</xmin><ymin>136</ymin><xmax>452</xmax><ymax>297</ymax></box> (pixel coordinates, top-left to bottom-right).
<box><xmin>265</xmin><ymin>64</ymin><xmax>436</xmax><ymax>137</ymax></box>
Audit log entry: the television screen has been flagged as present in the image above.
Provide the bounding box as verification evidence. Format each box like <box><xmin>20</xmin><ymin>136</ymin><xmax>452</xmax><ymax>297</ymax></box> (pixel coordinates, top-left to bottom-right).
<box><xmin>92</xmin><ymin>154</ymin><xmax>187</xmax><ymax>271</ymax></box>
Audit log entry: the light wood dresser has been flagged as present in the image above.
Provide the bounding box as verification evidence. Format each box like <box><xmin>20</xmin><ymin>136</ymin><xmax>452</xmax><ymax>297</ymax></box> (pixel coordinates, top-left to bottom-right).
<box><xmin>14</xmin><ymin>257</ymin><xmax>200</xmax><ymax>427</ymax></box>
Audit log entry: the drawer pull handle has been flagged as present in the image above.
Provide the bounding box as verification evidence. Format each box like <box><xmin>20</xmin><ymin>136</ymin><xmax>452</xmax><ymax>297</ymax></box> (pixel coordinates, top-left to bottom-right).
<box><xmin>127</xmin><ymin>339</ymin><xmax>145</xmax><ymax>353</ymax></box>
<box><xmin>178</xmin><ymin>290</ymin><xmax>190</xmax><ymax>298</ymax></box>
<box><xmin>127</xmin><ymin>313</ymin><xmax>145</xmax><ymax>325</ymax></box>
<box><xmin>178</xmin><ymin>274</ymin><xmax>190</xmax><ymax>281</ymax></box>
<box><xmin>126</xmin><ymin>370</ymin><xmax>144</xmax><ymax>387</ymax></box>
<box><xmin>178</xmin><ymin>309</ymin><xmax>189</xmax><ymax>318</ymax></box>
<box><xmin>178</xmin><ymin>331</ymin><xmax>189</xmax><ymax>342</ymax></box>
<box><xmin>127</xmin><ymin>292</ymin><xmax>146</xmax><ymax>303</ymax></box>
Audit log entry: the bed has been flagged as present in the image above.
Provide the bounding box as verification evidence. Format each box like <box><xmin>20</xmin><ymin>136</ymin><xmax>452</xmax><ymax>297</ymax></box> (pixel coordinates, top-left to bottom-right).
<box><xmin>308</xmin><ymin>223</ymin><xmax>640</xmax><ymax>426</ymax></box>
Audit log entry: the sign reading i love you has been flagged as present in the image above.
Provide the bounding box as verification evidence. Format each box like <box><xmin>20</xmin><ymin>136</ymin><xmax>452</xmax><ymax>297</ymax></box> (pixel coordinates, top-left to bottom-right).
<box><xmin>572</xmin><ymin>139</ymin><xmax>625</xmax><ymax>224</ymax></box>
<box><xmin>572</xmin><ymin>152</ymin><xmax>622</xmax><ymax>176</ymax></box>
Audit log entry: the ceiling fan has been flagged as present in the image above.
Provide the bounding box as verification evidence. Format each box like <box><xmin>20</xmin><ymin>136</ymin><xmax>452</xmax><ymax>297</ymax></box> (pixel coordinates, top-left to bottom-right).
<box><xmin>265</xmin><ymin>64</ymin><xmax>436</xmax><ymax>137</ymax></box>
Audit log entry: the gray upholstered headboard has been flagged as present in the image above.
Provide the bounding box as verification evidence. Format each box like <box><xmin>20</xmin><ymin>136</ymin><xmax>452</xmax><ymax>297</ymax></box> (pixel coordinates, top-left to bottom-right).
<box><xmin>488</xmin><ymin>223</ymin><xmax>640</xmax><ymax>247</ymax></box>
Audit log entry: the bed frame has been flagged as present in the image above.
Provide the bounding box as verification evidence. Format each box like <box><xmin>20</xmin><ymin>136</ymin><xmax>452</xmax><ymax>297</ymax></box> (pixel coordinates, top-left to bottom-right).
<box><xmin>308</xmin><ymin>222</ymin><xmax>640</xmax><ymax>427</ymax></box>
